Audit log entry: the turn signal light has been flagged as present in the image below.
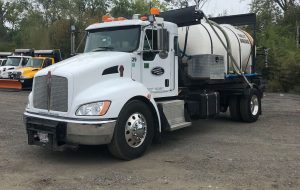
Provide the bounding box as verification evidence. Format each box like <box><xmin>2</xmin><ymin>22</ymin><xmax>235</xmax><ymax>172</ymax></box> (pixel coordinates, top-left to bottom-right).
<box><xmin>140</xmin><ymin>16</ymin><xmax>148</xmax><ymax>21</ymax></box>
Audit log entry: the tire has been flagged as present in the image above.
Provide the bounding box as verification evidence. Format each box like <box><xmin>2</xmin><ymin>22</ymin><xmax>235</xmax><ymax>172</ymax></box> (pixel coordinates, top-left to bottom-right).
<box><xmin>229</xmin><ymin>96</ymin><xmax>242</xmax><ymax>121</ymax></box>
<box><xmin>240</xmin><ymin>89</ymin><xmax>261</xmax><ymax>123</ymax></box>
<box><xmin>108</xmin><ymin>100</ymin><xmax>154</xmax><ymax>160</ymax></box>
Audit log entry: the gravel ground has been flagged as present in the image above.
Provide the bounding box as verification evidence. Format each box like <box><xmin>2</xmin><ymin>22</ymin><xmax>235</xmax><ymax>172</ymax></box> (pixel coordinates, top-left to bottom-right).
<box><xmin>0</xmin><ymin>91</ymin><xmax>299</xmax><ymax>190</ymax></box>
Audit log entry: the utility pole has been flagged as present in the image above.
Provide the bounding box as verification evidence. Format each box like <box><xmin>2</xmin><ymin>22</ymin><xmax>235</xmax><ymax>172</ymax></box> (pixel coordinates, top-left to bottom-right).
<box><xmin>71</xmin><ymin>25</ymin><xmax>76</xmax><ymax>56</ymax></box>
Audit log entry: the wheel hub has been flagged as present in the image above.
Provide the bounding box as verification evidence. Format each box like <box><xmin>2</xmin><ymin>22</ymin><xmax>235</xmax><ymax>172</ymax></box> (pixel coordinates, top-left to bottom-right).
<box><xmin>125</xmin><ymin>113</ymin><xmax>147</xmax><ymax>148</ymax></box>
<box><xmin>250</xmin><ymin>95</ymin><xmax>259</xmax><ymax>116</ymax></box>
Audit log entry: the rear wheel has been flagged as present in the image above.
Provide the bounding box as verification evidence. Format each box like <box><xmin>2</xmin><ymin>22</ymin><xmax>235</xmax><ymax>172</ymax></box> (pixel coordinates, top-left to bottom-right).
<box><xmin>108</xmin><ymin>100</ymin><xmax>154</xmax><ymax>160</ymax></box>
<box><xmin>229</xmin><ymin>96</ymin><xmax>242</xmax><ymax>121</ymax></box>
<box><xmin>240</xmin><ymin>89</ymin><xmax>261</xmax><ymax>123</ymax></box>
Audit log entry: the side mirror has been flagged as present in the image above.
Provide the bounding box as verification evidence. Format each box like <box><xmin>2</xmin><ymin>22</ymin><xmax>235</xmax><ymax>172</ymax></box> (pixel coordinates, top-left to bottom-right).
<box><xmin>157</xmin><ymin>28</ymin><xmax>169</xmax><ymax>52</ymax></box>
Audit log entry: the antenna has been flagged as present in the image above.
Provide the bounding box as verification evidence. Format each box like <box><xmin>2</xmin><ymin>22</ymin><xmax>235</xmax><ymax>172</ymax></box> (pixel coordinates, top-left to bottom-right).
<box><xmin>194</xmin><ymin>0</ymin><xmax>200</xmax><ymax>10</ymax></box>
<box><xmin>145</xmin><ymin>0</ymin><xmax>152</xmax><ymax>11</ymax></box>
<box><xmin>194</xmin><ymin>0</ymin><xmax>208</xmax><ymax>11</ymax></box>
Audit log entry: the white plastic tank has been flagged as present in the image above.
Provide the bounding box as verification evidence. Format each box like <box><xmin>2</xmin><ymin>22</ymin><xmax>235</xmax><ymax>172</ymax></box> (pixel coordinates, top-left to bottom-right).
<box><xmin>178</xmin><ymin>20</ymin><xmax>253</xmax><ymax>74</ymax></box>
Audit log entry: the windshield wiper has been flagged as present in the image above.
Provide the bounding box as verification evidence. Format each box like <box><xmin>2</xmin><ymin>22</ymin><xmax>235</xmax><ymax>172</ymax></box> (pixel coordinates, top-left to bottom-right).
<box><xmin>92</xmin><ymin>46</ymin><xmax>114</xmax><ymax>52</ymax></box>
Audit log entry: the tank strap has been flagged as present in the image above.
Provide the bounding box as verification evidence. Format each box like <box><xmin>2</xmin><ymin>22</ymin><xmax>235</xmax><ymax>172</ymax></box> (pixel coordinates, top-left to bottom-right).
<box><xmin>224</xmin><ymin>26</ymin><xmax>242</xmax><ymax>70</ymax></box>
<box><xmin>240</xmin><ymin>29</ymin><xmax>254</xmax><ymax>73</ymax></box>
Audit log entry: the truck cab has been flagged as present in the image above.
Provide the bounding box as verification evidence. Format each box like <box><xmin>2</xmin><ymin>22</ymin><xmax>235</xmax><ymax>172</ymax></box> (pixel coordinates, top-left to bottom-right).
<box><xmin>24</xmin><ymin>8</ymin><xmax>263</xmax><ymax>160</ymax></box>
<box><xmin>0</xmin><ymin>52</ymin><xmax>12</xmax><ymax>66</ymax></box>
<box><xmin>5</xmin><ymin>57</ymin><xmax>55</xmax><ymax>89</ymax></box>
<box><xmin>0</xmin><ymin>56</ymin><xmax>31</xmax><ymax>78</ymax></box>
<box><xmin>83</xmin><ymin>18</ymin><xmax>178</xmax><ymax>98</ymax></box>
<box><xmin>0</xmin><ymin>59</ymin><xmax>7</xmax><ymax>66</ymax></box>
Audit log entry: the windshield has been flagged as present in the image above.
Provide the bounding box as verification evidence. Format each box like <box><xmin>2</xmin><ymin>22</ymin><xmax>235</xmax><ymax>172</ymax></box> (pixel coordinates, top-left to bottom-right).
<box><xmin>84</xmin><ymin>26</ymin><xmax>141</xmax><ymax>53</ymax></box>
<box><xmin>26</xmin><ymin>58</ymin><xmax>44</xmax><ymax>68</ymax></box>
<box><xmin>5</xmin><ymin>57</ymin><xmax>21</xmax><ymax>67</ymax></box>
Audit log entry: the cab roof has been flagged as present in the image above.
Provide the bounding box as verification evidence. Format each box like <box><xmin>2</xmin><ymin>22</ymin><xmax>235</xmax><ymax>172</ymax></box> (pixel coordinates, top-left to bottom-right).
<box><xmin>32</xmin><ymin>56</ymin><xmax>53</xmax><ymax>60</ymax></box>
<box><xmin>86</xmin><ymin>20</ymin><xmax>149</xmax><ymax>31</ymax></box>
<box><xmin>8</xmin><ymin>55</ymin><xmax>32</xmax><ymax>58</ymax></box>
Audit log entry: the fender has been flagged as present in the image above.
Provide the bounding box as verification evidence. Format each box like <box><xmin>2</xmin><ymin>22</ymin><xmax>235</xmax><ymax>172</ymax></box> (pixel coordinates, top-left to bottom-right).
<box><xmin>72</xmin><ymin>77</ymin><xmax>162</xmax><ymax>132</ymax></box>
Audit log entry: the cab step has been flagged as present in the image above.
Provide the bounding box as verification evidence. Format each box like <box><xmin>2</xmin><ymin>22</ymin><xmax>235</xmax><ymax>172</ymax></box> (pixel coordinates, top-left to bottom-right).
<box><xmin>168</xmin><ymin>122</ymin><xmax>192</xmax><ymax>131</ymax></box>
<box><xmin>157</xmin><ymin>100</ymin><xmax>192</xmax><ymax>131</ymax></box>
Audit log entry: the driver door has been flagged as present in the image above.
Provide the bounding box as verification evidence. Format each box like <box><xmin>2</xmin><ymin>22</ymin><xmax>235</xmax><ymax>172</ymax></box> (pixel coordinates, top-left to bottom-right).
<box><xmin>142</xmin><ymin>29</ymin><xmax>172</xmax><ymax>95</ymax></box>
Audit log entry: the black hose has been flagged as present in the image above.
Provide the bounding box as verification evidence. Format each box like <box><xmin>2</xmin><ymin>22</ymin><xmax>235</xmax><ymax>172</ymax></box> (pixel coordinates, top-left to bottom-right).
<box><xmin>181</xmin><ymin>27</ymin><xmax>190</xmax><ymax>59</ymax></box>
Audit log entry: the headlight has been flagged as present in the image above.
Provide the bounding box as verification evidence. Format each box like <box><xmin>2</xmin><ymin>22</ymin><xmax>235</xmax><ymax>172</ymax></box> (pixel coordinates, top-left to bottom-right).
<box><xmin>76</xmin><ymin>101</ymin><xmax>111</xmax><ymax>116</ymax></box>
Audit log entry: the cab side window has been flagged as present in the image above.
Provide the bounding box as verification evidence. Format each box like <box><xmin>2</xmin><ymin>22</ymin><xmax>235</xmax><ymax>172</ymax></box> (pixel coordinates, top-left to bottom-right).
<box><xmin>43</xmin><ymin>59</ymin><xmax>52</xmax><ymax>68</ymax></box>
<box><xmin>143</xmin><ymin>30</ymin><xmax>158</xmax><ymax>61</ymax></box>
<box><xmin>21</xmin><ymin>58</ymin><xmax>29</xmax><ymax>66</ymax></box>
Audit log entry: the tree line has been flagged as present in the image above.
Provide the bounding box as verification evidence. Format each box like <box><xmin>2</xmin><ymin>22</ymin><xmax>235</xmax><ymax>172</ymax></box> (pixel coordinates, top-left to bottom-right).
<box><xmin>0</xmin><ymin>0</ymin><xmax>300</xmax><ymax>92</ymax></box>
<box><xmin>251</xmin><ymin>0</ymin><xmax>300</xmax><ymax>92</ymax></box>
<box><xmin>0</xmin><ymin>0</ymin><xmax>172</xmax><ymax>56</ymax></box>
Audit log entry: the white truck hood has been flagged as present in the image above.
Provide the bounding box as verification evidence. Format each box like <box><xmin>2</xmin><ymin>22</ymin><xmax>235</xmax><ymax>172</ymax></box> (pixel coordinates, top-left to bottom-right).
<box><xmin>37</xmin><ymin>52</ymin><xmax>131</xmax><ymax>76</ymax></box>
<box><xmin>0</xmin><ymin>66</ymin><xmax>17</xmax><ymax>71</ymax></box>
<box><xmin>0</xmin><ymin>66</ymin><xmax>18</xmax><ymax>78</ymax></box>
<box><xmin>35</xmin><ymin>51</ymin><xmax>133</xmax><ymax>97</ymax></box>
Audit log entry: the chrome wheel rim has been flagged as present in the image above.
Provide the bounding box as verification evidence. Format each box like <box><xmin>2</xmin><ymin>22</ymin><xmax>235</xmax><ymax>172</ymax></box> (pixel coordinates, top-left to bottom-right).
<box><xmin>125</xmin><ymin>113</ymin><xmax>147</xmax><ymax>148</ymax></box>
<box><xmin>250</xmin><ymin>95</ymin><xmax>259</xmax><ymax>116</ymax></box>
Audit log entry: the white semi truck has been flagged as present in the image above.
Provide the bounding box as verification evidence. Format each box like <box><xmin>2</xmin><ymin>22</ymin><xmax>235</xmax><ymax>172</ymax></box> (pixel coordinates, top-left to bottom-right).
<box><xmin>24</xmin><ymin>6</ymin><xmax>264</xmax><ymax>160</ymax></box>
<box><xmin>0</xmin><ymin>49</ymin><xmax>33</xmax><ymax>78</ymax></box>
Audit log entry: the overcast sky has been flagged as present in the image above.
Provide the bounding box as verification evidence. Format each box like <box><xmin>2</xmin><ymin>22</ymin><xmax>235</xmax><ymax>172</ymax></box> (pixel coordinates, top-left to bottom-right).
<box><xmin>199</xmin><ymin>0</ymin><xmax>252</xmax><ymax>16</ymax></box>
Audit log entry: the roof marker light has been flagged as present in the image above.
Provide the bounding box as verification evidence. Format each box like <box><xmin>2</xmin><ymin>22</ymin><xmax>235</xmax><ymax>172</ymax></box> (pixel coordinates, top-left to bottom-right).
<box><xmin>150</xmin><ymin>7</ymin><xmax>160</xmax><ymax>15</ymax></box>
<box><xmin>102</xmin><ymin>15</ymin><xmax>113</xmax><ymax>22</ymax></box>
<box><xmin>116</xmin><ymin>17</ymin><xmax>127</xmax><ymax>21</ymax></box>
<box><xmin>140</xmin><ymin>16</ymin><xmax>148</xmax><ymax>21</ymax></box>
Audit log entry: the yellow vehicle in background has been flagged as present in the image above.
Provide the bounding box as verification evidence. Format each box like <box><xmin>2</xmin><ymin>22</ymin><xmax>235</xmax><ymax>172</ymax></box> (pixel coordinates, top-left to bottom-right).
<box><xmin>0</xmin><ymin>57</ymin><xmax>55</xmax><ymax>90</ymax></box>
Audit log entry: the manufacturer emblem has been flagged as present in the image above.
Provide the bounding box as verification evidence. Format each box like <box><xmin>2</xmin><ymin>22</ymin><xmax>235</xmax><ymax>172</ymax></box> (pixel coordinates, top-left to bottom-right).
<box><xmin>151</xmin><ymin>67</ymin><xmax>165</xmax><ymax>76</ymax></box>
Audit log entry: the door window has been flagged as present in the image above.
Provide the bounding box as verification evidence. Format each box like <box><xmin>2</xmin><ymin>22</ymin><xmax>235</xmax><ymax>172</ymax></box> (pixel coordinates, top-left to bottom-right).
<box><xmin>43</xmin><ymin>59</ymin><xmax>52</xmax><ymax>68</ymax></box>
<box><xmin>143</xmin><ymin>30</ymin><xmax>158</xmax><ymax>61</ymax></box>
<box><xmin>21</xmin><ymin>58</ymin><xmax>29</xmax><ymax>66</ymax></box>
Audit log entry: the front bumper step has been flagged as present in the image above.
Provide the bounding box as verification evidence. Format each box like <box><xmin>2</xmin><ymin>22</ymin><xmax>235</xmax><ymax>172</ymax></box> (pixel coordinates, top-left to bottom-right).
<box><xmin>24</xmin><ymin>114</ymin><xmax>116</xmax><ymax>150</ymax></box>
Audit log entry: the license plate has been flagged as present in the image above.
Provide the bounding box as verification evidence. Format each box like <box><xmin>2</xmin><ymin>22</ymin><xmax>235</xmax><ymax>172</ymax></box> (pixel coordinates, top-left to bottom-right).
<box><xmin>37</xmin><ymin>132</ymin><xmax>49</xmax><ymax>143</ymax></box>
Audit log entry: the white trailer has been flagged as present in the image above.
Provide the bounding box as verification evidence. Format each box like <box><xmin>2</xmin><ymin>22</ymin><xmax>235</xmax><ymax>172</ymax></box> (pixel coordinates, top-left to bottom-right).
<box><xmin>24</xmin><ymin>7</ymin><xmax>264</xmax><ymax>160</ymax></box>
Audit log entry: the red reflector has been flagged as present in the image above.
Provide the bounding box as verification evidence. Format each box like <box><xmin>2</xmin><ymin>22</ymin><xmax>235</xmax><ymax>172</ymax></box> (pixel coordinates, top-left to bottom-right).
<box><xmin>119</xmin><ymin>65</ymin><xmax>124</xmax><ymax>77</ymax></box>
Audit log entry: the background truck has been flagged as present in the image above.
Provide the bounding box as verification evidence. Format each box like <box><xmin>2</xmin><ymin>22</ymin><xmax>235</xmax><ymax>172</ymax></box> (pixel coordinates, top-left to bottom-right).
<box><xmin>0</xmin><ymin>52</ymin><xmax>12</xmax><ymax>66</ymax></box>
<box><xmin>0</xmin><ymin>49</ymin><xmax>61</xmax><ymax>90</ymax></box>
<box><xmin>0</xmin><ymin>59</ymin><xmax>6</xmax><ymax>66</ymax></box>
<box><xmin>24</xmin><ymin>6</ymin><xmax>264</xmax><ymax>160</ymax></box>
<box><xmin>2</xmin><ymin>57</ymin><xmax>55</xmax><ymax>90</ymax></box>
<box><xmin>0</xmin><ymin>49</ymin><xmax>34</xmax><ymax>79</ymax></box>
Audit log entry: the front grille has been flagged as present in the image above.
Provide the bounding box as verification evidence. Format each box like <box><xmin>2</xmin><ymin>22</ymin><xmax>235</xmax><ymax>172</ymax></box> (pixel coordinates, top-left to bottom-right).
<box><xmin>33</xmin><ymin>75</ymin><xmax>68</xmax><ymax>112</ymax></box>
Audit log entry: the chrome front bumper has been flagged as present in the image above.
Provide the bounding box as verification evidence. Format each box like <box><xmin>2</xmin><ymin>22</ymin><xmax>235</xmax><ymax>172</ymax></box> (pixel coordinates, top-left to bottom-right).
<box><xmin>24</xmin><ymin>112</ymin><xmax>116</xmax><ymax>147</ymax></box>
<box><xmin>67</xmin><ymin>122</ymin><xmax>115</xmax><ymax>145</ymax></box>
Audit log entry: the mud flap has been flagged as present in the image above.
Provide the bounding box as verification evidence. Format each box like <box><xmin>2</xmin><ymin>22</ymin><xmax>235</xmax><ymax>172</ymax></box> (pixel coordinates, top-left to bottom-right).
<box><xmin>0</xmin><ymin>79</ymin><xmax>22</xmax><ymax>90</ymax></box>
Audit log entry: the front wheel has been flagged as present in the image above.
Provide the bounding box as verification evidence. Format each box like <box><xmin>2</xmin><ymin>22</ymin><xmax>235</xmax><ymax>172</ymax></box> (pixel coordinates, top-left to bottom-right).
<box><xmin>108</xmin><ymin>100</ymin><xmax>154</xmax><ymax>160</ymax></box>
<box><xmin>240</xmin><ymin>89</ymin><xmax>262</xmax><ymax>123</ymax></box>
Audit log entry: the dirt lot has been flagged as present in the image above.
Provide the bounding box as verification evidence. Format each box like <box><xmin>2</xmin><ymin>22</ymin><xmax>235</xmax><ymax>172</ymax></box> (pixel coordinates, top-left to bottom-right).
<box><xmin>0</xmin><ymin>91</ymin><xmax>299</xmax><ymax>190</ymax></box>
